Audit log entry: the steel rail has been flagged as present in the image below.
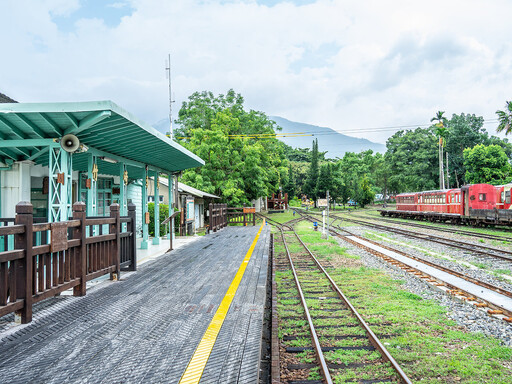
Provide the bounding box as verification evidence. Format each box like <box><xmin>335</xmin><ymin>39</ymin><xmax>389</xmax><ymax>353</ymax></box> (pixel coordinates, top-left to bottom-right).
<box><xmin>301</xmin><ymin>211</ymin><xmax>512</xmax><ymax>299</ymax></box>
<box><xmin>287</xmin><ymin>228</ymin><xmax>412</xmax><ymax>384</ymax></box>
<box><xmin>279</xmin><ymin>226</ymin><xmax>333</xmax><ymax>384</ymax></box>
<box><xmin>265</xmin><ymin>213</ymin><xmax>411</xmax><ymax>383</ymax></box>
<box><xmin>328</xmin><ymin>214</ymin><xmax>512</xmax><ymax>263</ymax></box>
<box><xmin>343</xmin><ymin>212</ymin><xmax>512</xmax><ymax>242</ymax></box>
<box><xmin>299</xmin><ymin>211</ymin><xmax>512</xmax><ymax>319</ymax></box>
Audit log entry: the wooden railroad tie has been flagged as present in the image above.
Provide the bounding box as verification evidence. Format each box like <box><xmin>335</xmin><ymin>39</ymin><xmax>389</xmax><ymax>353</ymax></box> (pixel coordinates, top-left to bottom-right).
<box><xmin>487</xmin><ymin>309</ymin><xmax>504</xmax><ymax>315</ymax></box>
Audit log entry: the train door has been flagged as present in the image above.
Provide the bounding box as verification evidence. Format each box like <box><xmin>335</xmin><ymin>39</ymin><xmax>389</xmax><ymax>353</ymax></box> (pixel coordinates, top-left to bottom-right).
<box><xmin>461</xmin><ymin>187</ymin><xmax>469</xmax><ymax>216</ymax></box>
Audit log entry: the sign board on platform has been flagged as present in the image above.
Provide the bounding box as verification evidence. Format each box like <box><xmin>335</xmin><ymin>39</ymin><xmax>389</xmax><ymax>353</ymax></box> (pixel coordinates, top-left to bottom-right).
<box><xmin>186</xmin><ymin>196</ymin><xmax>195</xmax><ymax>222</ymax></box>
<box><xmin>317</xmin><ymin>199</ymin><xmax>328</xmax><ymax>208</ymax></box>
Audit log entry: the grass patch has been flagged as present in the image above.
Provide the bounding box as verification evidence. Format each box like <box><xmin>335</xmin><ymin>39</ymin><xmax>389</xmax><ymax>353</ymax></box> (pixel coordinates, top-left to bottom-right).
<box><xmin>274</xmin><ymin>218</ymin><xmax>512</xmax><ymax>383</ymax></box>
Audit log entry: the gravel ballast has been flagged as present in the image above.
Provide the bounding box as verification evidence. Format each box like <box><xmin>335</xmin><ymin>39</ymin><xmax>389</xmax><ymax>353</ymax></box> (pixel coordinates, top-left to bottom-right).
<box><xmin>333</xmin><ymin>228</ymin><xmax>512</xmax><ymax>347</ymax></box>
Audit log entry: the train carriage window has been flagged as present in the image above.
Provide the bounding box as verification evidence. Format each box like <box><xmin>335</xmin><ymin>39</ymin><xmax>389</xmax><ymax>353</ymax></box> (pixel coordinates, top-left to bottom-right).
<box><xmin>479</xmin><ymin>193</ymin><xmax>486</xmax><ymax>201</ymax></box>
<box><xmin>506</xmin><ymin>191</ymin><xmax>511</xmax><ymax>204</ymax></box>
<box><xmin>501</xmin><ymin>192</ymin><xmax>505</xmax><ymax>203</ymax></box>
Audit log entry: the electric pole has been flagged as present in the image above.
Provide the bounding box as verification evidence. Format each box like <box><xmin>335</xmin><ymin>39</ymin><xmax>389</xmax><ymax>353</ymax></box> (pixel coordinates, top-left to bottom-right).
<box><xmin>165</xmin><ymin>54</ymin><xmax>175</xmax><ymax>140</ymax></box>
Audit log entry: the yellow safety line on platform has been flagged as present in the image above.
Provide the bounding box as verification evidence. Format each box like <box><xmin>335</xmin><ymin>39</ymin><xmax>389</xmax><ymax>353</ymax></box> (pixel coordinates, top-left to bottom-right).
<box><xmin>179</xmin><ymin>220</ymin><xmax>266</xmax><ymax>384</ymax></box>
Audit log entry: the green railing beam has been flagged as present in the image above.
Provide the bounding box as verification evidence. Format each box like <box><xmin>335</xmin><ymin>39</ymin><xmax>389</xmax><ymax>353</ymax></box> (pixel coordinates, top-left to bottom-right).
<box><xmin>0</xmin><ymin>139</ymin><xmax>54</xmax><ymax>148</ymax></box>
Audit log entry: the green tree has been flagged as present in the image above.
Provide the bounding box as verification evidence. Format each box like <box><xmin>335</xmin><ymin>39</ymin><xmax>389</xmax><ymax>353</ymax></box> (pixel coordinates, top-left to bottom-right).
<box><xmin>385</xmin><ymin>127</ymin><xmax>439</xmax><ymax>192</ymax></box>
<box><xmin>317</xmin><ymin>162</ymin><xmax>332</xmax><ymax>199</ymax></box>
<box><xmin>443</xmin><ymin>113</ymin><xmax>512</xmax><ymax>187</ymax></box>
<box><xmin>443</xmin><ymin>113</ymin><xmax>486</xmax><ymax>187</ymax></box>
<box><xmin>304</xmin><ymin>139</ymin><xmax>320</xmax><ymax>206</ymax></box>
<box><xmin>148</xmin><ymin>203</ymin><xmax>170</xmax><ymax>236</ymax></box>
<box><xmin>284</xmin><ymin>164</ymin><xmax>297</xmax><ymax>198</ymax></box>
<box><xmin>496</xmin><ymin>101</ymin><xmax>512</xmax><ymax>135</ymax></box>
<box><xmin>358</xmin><ymin>175</ymin><xmax>375</xmax><ymax>207</ymax></box>
<box><xmin>463</xmin><ymin>144</ymin><xmax>512</xmax><ymax>184</ymax></box>
<box><xmin>177</xmin><ymin>91</ymin><xmax>287</xmax><ymax>205</ymax></box>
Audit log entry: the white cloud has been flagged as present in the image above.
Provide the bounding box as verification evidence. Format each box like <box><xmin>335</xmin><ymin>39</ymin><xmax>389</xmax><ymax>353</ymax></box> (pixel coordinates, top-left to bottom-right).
<box><xmin>1</xmin><ymin>0</ymin><xmax>512</xmax><ymax>143</ymax></box>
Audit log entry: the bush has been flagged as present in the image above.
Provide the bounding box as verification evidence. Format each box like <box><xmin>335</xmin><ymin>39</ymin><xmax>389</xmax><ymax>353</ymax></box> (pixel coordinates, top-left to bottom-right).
<box><xmin>148</xmin><ymin>203</ymin><xmax>170</xmax><ymax>237</ymax></box>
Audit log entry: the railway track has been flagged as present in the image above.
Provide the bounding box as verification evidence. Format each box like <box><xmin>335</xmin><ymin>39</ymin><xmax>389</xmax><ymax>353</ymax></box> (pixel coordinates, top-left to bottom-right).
<box><xmin>342</xmin><ymin>212</ymin><xmax>512</xmax><ymax>242</ymax></box>
<box><xmin>270</xmin><ymin>216</ymin><xmax>411</xmax><ymax>384</ymax></box>
<box><xmin>297</xmin><ymin>211</ymin><xmax>512</xmax><ymax>322</ymax></box>
<box><xmin>312</xmin><ymin>212</ymin><xmax>512</xmax><ymax>265</ymax></box>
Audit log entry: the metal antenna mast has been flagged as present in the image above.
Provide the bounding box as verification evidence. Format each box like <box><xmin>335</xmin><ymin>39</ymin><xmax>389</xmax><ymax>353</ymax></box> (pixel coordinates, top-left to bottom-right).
<box><xmin>165</xmin><ymin>53</ymin><xmax>175</xmax><ymax>140</ymax></box>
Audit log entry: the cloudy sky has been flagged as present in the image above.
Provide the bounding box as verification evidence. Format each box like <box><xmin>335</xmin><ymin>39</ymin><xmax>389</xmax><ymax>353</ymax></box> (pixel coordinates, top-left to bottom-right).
<box><xmin>1</xmin><ymin>0</ymin><xmax>512</xmax><ymax>144</ymax></box>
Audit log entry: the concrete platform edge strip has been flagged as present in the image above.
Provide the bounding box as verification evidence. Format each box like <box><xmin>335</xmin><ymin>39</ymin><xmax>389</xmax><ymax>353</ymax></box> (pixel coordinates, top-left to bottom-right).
<box><xmin>179</xmin><ymin>220</ymin><xmax>266</xmax><ymax>384</ymax></box>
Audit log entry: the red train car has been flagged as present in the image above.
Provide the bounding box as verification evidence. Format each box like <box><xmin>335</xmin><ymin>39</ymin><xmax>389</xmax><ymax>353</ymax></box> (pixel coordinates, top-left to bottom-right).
<box><xmin>416</xmin><ymin>189</ymin><xmax>461</xmax><ymax>214</ymax></box>
<box><xmin>383</xmin><ymin>184</ymin><xmax>507</xmax><ymax>226</ymax></box>
<box><xmin>460</xmin><ymin>184</ymin><xmax>497</xmax><ymax>216</ymax></box>
<box><xmin>396</xmin><ymin>193</ymin><xmax>417</xmax><ymax>211</ymax></box>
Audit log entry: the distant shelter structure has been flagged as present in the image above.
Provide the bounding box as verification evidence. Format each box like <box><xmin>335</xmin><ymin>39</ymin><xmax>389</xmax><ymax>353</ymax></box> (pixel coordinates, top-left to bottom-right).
<box><xmin>267</xmin><ymin>192</ymin><xmax>288</xmax><ymax>211</ymax></box>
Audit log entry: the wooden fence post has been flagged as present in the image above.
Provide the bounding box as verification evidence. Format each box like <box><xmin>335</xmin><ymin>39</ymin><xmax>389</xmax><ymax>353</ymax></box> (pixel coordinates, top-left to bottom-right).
<box><xmin>213</xmin><ymin>204</ymin><xmax>217</xmax><ymax>232</ymax></box>
<box><xmin>73</xmin><ymin>202</ymin><xmax>87</xmax><ymax>296</ymax></box>
<box><xmin>208</xmin><ymin>203</ymin><xmax>213</xmax><ymax>233</ymax></box>
<box><xmin>15</xmin><ymin>202</ymin><xmax>33</xmax><ymax>324</ymax></box>
<box><xmin>253</xmin><ymin>209</ymin><xmax>256</xmax><ymax>226</ymax></box>
<box><xmin>127</xmin><ymin>203</ymin><xmax>137</xmax><ymax>271</ymax></box>
<box><xmin>110</xmin><ymin>204</ymin><xmax>121</xmax><ymax>280</ymax></box>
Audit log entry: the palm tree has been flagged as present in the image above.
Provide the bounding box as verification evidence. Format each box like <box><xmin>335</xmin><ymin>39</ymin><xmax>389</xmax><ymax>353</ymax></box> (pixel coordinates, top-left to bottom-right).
<box><xmin>431</xmin><ymin>111</ymin><xmax>448</xmax><ymax>189</ymax></box>
<box><xmin>496</xmin><ymin>101</ymin><xmax>512</xmax><ymax>135</ymax></box>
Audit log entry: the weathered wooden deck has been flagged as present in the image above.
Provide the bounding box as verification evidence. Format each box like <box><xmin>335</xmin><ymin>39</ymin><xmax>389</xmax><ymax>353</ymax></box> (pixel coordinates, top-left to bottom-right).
<box><xmin>0</xmin><ymin>225</ymin><xmax>270</xmax><ymax>383</ymax></box>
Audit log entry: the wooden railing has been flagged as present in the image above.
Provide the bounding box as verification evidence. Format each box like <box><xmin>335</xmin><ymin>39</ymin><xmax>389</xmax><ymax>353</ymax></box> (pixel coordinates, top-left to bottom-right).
<box><xmin>208</xmin><ymin>204</ymin><xmax>256</xmax><ymax>232</ymax></box>
<box><xmin>209</xmin><ymin>203</ymin><xmax>227</xmax><ymax>232</ymax></box>
<box><xmin>227</xmin><ymin>207</ymin><xmax>256</xmax><ymax>226</ymax></box>
<box><xmin>0</xmin><ymin>201</ymin><xmax>136</xmax><ymax>324</ymax></box>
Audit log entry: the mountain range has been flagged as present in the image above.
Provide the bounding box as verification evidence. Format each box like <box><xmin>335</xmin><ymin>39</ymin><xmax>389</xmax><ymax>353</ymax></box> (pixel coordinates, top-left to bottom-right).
<box><xmin>152</xmin><ymin>116</ymin><xmax>386</xmax><ymax>159</ymax></box>
<box><xmin>269</xmin><ymin>116</ymin><xmax>386</xmax><ymax>159</ymax></box>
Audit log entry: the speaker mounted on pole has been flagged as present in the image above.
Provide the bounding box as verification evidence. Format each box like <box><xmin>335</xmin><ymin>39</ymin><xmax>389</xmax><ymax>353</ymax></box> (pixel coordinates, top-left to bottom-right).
<box><xmin>60</xmin><ymin>134</ymin><xmax>80</xmax><ymax>153</ymax></box>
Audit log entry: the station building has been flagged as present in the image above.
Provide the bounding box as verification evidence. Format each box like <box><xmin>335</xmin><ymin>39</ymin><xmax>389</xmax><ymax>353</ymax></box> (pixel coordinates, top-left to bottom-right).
<box><xmin>147</xmin><ymin>177</ymin><xmax>220</xmax><ymax>233</ymax></box>
<box><xmin>0</xmin><ymin>96</ymin><xmax>204</xmax><ymax>249</ymax></box>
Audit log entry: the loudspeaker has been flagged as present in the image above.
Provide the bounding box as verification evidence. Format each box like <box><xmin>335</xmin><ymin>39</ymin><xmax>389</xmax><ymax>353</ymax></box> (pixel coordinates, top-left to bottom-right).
<box><xmin>60</xmin><ymin>134</ymin><xmax>80</xmax><ymax>153</ymax></box>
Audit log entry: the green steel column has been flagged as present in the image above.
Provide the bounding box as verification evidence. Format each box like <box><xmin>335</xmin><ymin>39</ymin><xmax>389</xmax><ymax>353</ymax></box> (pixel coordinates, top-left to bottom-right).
<box><xmin>141</xmin><ymin>166</ymin><xmax>148</xmax><ymax>249</ymax></box>
<box><xmin>119</xmin><ymin>163</ymin><xmax>127</xmax><ymax>216</ymax></box>
<box><xmin>167</xmin><ymin>174</ymin><xmax>172</xmax><ymax>239</ymax></box>
<box><xmin>77</xmin><ymin>171</ymin><xmax>82</xmax><ymax>203</ymax></box>
<box><xmin>86</xmin><ymin>153</ymin><xmax>97</xmax><ymax>217</ymax></box>
<box><xmin>63</xmin><ymin>149</ymin><xmax>72</xmax><ymax>220</ymax></box>
<box><xmin>48</xmin><ymin>145</ymin><xmax>72</xmax><ymax>222</ymax></box>
<box><xmin>152</xmin><ymin>171</ymin><xmax>160</xmax><ymax>245</ymax></box>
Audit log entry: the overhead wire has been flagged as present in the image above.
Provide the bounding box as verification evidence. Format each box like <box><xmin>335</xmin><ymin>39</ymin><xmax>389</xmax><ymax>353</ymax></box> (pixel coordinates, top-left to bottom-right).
<box><xmin>171</xmin><ymin>117</ymin><xmax>503</xmax><ymax>140</ymax></box>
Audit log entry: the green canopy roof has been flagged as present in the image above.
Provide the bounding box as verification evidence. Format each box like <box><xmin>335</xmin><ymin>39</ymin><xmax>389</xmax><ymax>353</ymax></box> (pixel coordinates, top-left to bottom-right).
<box><xmin>0</xmin><ymin>100</ymin><xmax>204</xmax><ymax>178</ymax></box>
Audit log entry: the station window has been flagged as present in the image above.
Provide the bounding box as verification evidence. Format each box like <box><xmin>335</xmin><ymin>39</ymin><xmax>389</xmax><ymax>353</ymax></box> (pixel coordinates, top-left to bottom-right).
<box><xmin>479</xmin><ymin>193</ymin><xmax>486</xmax><ymax>201</ymax></box>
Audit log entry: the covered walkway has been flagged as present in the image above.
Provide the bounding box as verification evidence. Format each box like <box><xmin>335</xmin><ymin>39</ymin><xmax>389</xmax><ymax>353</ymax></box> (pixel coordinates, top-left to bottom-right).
<box><xmin>0</xmin><ymin>100</ymin><xmax>204</xmax><ymax>248</ymax></box>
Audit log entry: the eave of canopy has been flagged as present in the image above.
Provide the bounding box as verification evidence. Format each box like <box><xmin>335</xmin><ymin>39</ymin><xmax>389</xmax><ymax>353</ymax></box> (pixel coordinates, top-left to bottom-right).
<box><xmin>0</xmin><ymin>100</ymin><xmax>204</xmax><ymax>178</ymax></box>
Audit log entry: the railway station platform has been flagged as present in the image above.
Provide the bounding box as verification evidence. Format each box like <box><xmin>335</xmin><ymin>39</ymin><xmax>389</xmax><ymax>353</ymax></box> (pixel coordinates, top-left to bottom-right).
<box><xmin>0</xmin><ymin>223</ymin><xmax>271</xmax><ymax>384</ymax></box>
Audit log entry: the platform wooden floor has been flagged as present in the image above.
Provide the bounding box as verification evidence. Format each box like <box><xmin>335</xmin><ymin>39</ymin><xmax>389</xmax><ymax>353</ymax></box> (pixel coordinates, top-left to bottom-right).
<box><xmin>0</xmin><ymin>225</ymin><xmax>271</xmax><ymax>384</ymax></box>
